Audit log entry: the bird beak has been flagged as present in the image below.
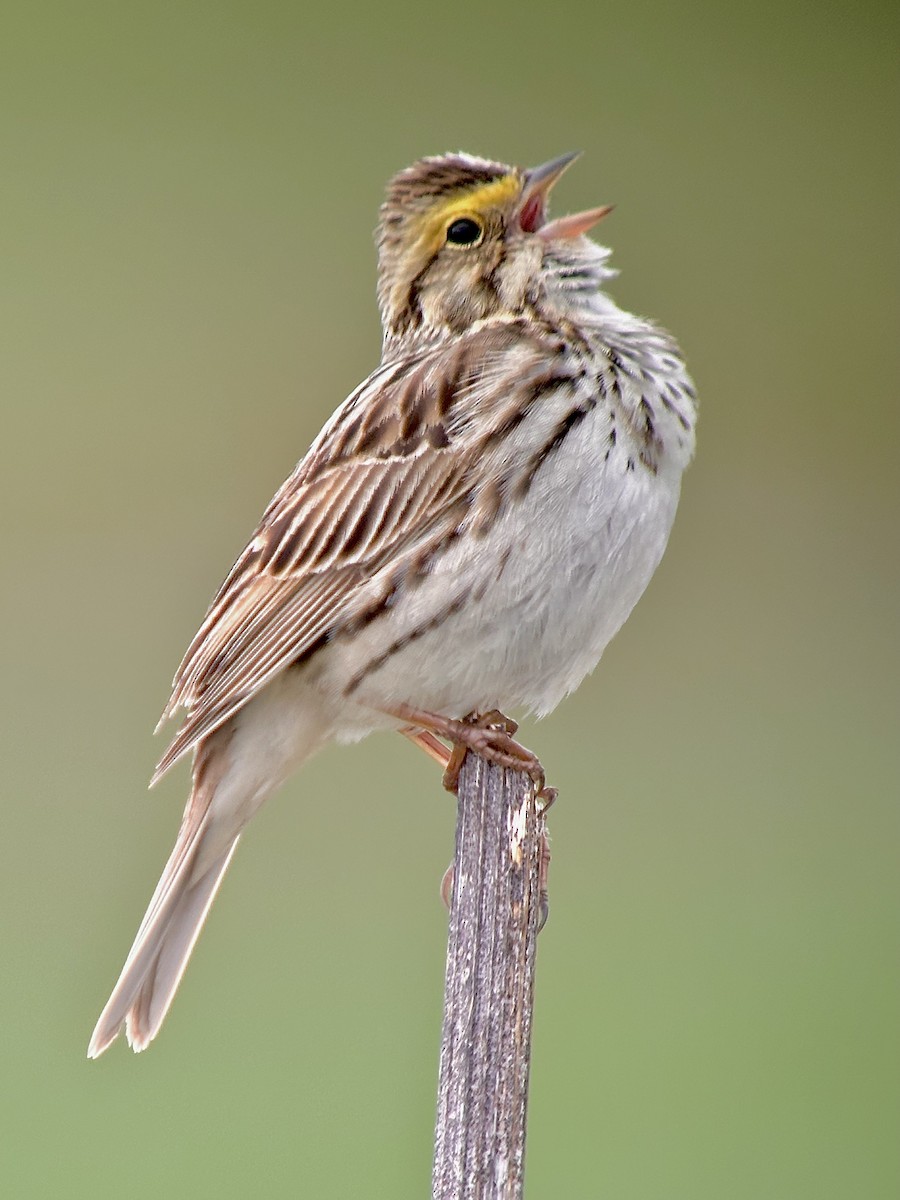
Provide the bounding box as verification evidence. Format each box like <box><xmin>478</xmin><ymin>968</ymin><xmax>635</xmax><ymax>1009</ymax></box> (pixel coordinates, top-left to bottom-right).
<box><xmin>519</xmin><ymin>151</ymin><xmax>613</xmax><ymax>241</ymax></box>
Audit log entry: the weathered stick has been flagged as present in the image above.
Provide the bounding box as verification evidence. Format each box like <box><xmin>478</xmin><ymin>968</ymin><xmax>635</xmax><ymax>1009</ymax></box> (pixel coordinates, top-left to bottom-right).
<box><xmin>432</xmin><ymin>750</ymin><xmax>547</xmax><ymax>1200</ymax></box>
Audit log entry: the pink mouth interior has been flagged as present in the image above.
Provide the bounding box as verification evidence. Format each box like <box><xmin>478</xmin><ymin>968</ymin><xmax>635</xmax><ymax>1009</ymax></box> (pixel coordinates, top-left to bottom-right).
<box><xmin>519</xmin><ymin>194</ymin><xmax>545</xmax><ymax>233</ymax></box>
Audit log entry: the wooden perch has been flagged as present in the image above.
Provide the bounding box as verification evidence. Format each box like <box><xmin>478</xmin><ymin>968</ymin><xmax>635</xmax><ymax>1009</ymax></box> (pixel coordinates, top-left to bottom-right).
<box><xmin>432</xmin><ymin>749</ymin><xmax>548</xmax><ymax>1200</ymax></box>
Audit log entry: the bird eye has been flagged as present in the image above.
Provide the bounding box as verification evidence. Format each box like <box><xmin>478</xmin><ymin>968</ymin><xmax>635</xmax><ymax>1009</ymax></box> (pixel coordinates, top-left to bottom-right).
<box><xmin>445</xmin><ymin>217</ymin><xmax>483</xmax><ymax>247</ymax></box>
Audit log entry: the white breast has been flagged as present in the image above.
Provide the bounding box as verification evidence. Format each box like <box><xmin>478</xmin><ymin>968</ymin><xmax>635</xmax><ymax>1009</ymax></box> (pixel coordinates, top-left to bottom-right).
<box><xmin>325</xmin><ymin>386</ymin><xmax>686</xmax><ymax>724</ymax></box>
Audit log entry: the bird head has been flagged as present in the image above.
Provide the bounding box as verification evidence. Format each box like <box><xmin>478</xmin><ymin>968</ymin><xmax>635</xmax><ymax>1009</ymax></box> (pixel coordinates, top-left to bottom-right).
<box><xmin>376</xmin><ymin>151</ymin><xmax>612</xmax><ymax>345</ymax></box>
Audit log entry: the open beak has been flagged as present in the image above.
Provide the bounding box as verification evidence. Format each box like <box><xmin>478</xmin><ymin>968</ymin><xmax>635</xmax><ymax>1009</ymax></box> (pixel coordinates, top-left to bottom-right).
<box><xmin>519</xmin><ymin>151</ymin><xmax>613</xmax><ymax>241</ymax></box>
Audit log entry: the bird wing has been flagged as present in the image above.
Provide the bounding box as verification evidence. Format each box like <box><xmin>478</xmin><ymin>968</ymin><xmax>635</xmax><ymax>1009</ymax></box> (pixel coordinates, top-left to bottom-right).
<box><xmin>153</xmin><ymin>322</ymin><xmax>566</xmax><ymax>782</ymax></box>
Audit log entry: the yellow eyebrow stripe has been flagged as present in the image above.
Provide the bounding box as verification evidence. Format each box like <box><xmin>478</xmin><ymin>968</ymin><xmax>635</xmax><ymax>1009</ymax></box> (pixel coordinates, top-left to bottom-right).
<box><xmin>440</xmin><ymin>173</ymin><xmax>521</xmax><ymax>219</ymax></box>
<box><xmin>417</xmin><ymin>173</ymin><xmax>521</xmax><ymax>253</ymax></box>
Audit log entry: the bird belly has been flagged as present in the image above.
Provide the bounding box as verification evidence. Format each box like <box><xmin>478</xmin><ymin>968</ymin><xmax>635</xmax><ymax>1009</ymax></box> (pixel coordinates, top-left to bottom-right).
<box><xmin>322</xmin><ymin>413</ymin><xmax>683</xmax><ymax>730</ymax></box>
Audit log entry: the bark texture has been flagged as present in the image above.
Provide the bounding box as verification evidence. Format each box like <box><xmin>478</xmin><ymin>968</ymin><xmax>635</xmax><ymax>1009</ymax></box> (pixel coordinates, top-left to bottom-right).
<box><xmin>432</xmin><ymin>751</ymin><xmax>545</xmax><ymax>1200</ymax></box>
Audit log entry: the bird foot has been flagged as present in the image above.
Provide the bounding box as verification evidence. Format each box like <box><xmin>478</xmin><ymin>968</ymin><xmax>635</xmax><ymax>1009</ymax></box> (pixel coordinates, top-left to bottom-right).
<box><xmin>394</xmin><ymin>702</ymin><xmax>555</xmax><ymax>928</ymax></box>
<box><xmin>392</xmin><ymin>702</ymin><xmax>544</xmax><ymax>792</ymax></box>
<box><xmin>439</xmin><ymin>709</ymin><xmax>544</xmax><ymax>794</ymax></box>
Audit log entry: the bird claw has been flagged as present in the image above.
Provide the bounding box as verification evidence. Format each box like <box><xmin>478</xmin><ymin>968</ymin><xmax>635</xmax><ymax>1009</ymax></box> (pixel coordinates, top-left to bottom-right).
<box><xmin>392</xmin><ymin>703</ymin><xmax>544</xmax><ymax>790</ymax></box>
<box><xmin>395</xmin><ymin>701</ymin><xmax>554</xmax><ymax>928</ymax></box>
<box><xmin>440</xmin><ymin>710</ymin><xmax>545</xmax><ymax>793</ymax></box>
<box><xmin>537</xmin><ymin>785</ymin><xmax>558</xmax><ymax>813</ymax></box>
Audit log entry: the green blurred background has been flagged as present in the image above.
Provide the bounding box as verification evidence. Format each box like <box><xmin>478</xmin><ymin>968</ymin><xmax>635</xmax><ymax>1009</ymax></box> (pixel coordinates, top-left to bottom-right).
<box><xmin>2</xmin><ymin>0</ymin><xmax>897</xmax><ymax>1195</ymax></box>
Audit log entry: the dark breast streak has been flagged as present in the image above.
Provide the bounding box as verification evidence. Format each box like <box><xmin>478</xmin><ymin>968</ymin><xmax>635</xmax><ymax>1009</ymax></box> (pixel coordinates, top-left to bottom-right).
<box><xmin>326</xmin><ymin>329</ymin><xmax>610</xmax><ymax>694</ymax></box>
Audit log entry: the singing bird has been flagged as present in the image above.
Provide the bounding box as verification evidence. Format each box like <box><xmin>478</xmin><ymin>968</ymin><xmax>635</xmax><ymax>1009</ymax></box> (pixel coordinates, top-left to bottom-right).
<box><xmin>88</xmin><ymin>151</ymin><xmax>696</xmax><ymax>1056</ymax></box>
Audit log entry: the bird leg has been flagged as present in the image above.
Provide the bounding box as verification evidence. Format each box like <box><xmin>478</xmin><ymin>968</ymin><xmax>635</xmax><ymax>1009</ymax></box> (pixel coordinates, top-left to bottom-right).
<box><xmin>394</xmin><ymin>704</ymin><xmax>555</xmax><ymax>929</ymax></box>
<box><xmin>388</xmin><ymin>703</ymin><xmax>545</xmax><ymax>793</ymax></box>
<box><xmin>399</xmin><ymin>726</ymin><xmax>451</xmax><ymax>768</ymax></box>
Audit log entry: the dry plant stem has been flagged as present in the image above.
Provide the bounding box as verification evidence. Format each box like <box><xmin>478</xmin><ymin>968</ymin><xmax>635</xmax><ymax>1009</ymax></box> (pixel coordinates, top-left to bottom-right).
<box><xmin>432</xmin><ymin>750</ymin><xmax>546</xmax><ymax>1200</ymax></box>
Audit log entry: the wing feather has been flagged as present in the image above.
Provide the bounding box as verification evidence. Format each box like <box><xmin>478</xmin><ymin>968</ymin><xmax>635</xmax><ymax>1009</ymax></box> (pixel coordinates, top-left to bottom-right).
<box><xmin>153</xmin><ymin>321</ymin><xmax>559</xmax><ymax>782</ymax></box>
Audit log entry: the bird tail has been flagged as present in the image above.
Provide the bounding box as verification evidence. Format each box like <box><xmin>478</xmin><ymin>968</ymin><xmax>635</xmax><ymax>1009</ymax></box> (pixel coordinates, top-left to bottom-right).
<box><xmin>89</xmin><ymin>673</ymin><xmax>331</xmax><ymax>1057</ymax></box>
<box><xmin>87</xmin><ymin>795</ymin><xmax>240</xmax><ymax>1058</ymax></box>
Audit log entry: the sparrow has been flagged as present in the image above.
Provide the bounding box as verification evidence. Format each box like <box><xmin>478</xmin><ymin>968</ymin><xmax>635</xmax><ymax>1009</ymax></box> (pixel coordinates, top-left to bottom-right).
<box><xmin>88</xmin><ymin>150</ymin><xmax>696</xmax><ymax>1057</ymax></box>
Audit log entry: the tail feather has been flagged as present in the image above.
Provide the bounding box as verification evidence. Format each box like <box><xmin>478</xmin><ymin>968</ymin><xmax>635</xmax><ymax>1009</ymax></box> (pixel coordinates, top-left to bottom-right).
<box><xmin>126</xmin><ymin>839</ymin><xmax>239</xmax><ymax>1052</ymax></box>
<box><xmin>89</xmin><ymin>669</ymin><xmax>330</xmax><ymax>1057</ymax></box>
<box><xmin>87</xmin><ymin>818</ymin><xmax>239</xmax><ymax>1058</ymax></box>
